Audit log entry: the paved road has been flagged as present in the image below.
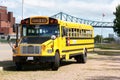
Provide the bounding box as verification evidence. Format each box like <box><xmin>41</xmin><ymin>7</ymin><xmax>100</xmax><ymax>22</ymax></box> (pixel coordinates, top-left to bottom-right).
<box><xmin>0</xmin><ymin>43</ymin><xmax>12</xmax><ymax>61</ymax></box>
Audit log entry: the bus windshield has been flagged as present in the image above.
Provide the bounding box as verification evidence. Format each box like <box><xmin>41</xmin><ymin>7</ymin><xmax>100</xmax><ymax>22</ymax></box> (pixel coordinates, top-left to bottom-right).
<box><xmin>22</xmin><ymin>25</ymin><xmax>59</xmax><ymax>37</ymax></box>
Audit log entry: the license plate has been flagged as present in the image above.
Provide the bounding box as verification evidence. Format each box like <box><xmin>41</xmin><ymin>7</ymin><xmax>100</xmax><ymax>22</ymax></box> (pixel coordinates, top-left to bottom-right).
<box><xmin>27</xmin><ymin>57</ymin><xmax>34</xmax><ymax>60</ymax></box>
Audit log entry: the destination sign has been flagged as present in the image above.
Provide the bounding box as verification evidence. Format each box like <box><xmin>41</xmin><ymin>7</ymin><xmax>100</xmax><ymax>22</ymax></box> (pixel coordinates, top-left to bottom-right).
<box><xmin>31</xmin><ymin>18</ymin><xmax>48</xmax><ymax>24</ymax></box>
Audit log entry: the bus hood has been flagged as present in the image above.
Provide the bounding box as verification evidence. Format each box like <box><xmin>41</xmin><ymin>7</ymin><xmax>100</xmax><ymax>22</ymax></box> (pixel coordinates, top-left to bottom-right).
<box><xmin>21</xmin><ymin>36</ymin><xmax>51</xmax><ymax>44</ymax></box>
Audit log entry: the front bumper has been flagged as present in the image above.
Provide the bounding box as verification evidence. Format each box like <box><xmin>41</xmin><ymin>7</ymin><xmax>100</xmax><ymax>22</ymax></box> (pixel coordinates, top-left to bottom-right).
<box><xmin>13</xmin><ymin>56</ymin><xmax>55</xmax><ymax>63</ymax></box>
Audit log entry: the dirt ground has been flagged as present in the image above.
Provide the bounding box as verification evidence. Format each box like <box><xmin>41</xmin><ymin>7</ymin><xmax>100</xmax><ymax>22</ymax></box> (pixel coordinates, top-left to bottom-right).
<box><xmin>0</xmin><ymin>43</ymin><xmax>120</xmax><ymax>80</ymax></box>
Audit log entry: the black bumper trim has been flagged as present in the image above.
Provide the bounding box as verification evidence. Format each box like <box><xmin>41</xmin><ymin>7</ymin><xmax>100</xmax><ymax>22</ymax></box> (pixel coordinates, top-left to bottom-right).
<box><xmin>13</xmin><ymin>56</ymin><xmax>55</xmax><ymax>63</ymax></box>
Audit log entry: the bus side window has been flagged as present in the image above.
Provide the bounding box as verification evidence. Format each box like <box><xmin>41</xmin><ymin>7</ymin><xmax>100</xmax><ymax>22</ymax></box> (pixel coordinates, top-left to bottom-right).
<box><xmin>69</xmin><ymin>28</ymin><xmax>72</xmax><ymax>37</ymax></box>
<box><xmin>77</xmin><ymin>29</ymin><xmax>79</xmax><ymax>37</ymax></box>
<box><xmin>67</xmin><ymin>28</ymin><xmax>69</xmax><ymax>37</ymax></box>
<box><xmin>71</xmin><ymin>28</ymin><xmax>74</xmax><ymax>37</ymax></box>
<box><xmin>79</xmin><ymin>29</ymin><xmax>81</xmax><ymax>37</ymax></box>
<box><xmin>23</xmin><ymin>27</ymin><xmax>26</xmax><ymax>36</ymax></box>
<box><xmin>62</xmin><ymin>27</ymin><xmax>67</xmax><ymax>37</ymax></box>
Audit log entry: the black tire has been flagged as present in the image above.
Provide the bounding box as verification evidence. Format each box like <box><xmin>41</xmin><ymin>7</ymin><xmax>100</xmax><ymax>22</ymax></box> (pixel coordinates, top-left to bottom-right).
<box><xmin>15</xmin><ymin>62</ymin><xmax>22</xmax><ymax>70</ymax></box>
<box><xmin>75</xmin><ymin>49</ymin><xmax>87</xmax><ymax>63</ymax></box>
<box><xmin>51</xmin><ymin>52</ymin><xmax>60</xmax><ymax>71</ymax></box>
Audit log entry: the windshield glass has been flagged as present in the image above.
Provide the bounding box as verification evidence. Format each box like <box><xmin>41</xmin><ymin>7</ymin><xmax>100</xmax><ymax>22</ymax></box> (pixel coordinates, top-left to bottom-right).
<box><xmin>22</xmin><ymin>25</ymin><xmax>59</xmax><ymax>37</ymax></box>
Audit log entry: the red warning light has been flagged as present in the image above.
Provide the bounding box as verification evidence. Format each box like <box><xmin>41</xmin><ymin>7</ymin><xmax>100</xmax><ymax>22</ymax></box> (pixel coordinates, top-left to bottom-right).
<box><xmin>49</xmin><ymin>19</ymin><xmax>58</xmax><ymax>24</ymax></box>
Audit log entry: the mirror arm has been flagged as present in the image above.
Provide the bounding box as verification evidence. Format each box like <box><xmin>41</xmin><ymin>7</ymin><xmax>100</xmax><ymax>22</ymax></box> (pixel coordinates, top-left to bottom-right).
<box><xmin>7</xmin><ymin>40</ymin><xmax>14</xmax><ymax>50</ymax></box>
<box><xmin>16</xmin><ymin>25</ymin><xmax>19</xmax><ymax>47</ymax></box>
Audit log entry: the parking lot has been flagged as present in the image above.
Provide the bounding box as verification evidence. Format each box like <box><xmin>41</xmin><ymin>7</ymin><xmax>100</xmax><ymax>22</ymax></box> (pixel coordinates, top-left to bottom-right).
<box><xmin>0</xmin><ymin>43</ymin><xmax>120</xmax><ymax>80</ymax></box>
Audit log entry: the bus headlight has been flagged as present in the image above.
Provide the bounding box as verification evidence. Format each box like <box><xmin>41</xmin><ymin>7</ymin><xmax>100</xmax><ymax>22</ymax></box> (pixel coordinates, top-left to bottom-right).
<box><xmin>47</xmin><ymin>49</ymin><xmax>53</xmax><ymax>53</ymax></box>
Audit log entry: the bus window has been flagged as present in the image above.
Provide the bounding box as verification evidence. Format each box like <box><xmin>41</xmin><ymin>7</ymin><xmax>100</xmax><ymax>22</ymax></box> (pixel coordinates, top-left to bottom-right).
<box><xmin>69</xmin><ymin>29</ymin><xmax>72</xmax><ymax>37</ymax></box>
<box><xmin>67</xmin><ymin>28</ymin><xmax>69</xmax><ymax>37</ymax></box>
<box><xmin>73</xmin><ymin>28</ymin><xmax>76</xmax><ymax>37</ymax></box>
<box><xmin>79</xmin><ymin>30</ymin><xmax>81</xmax><ymax>37</ymax></box>
<box><xmin>74</xmin><ymin>29</ymin><xmax>76</xmax><ymax>37</ymax></box>
<box><xmin>72</xmin><ymin>28</ymin><xmax>74</xmax><ymax>37</ymax></box>
<box><xmin>77</xmin><ymin>29</ymin><xmax>79</xmax><ymax>37</ymax></box>
<box><xmin>62</xmin><ymin>27</ymin><xmax>67</xmax><ymax>37</ymax></box>
<box><xmin>23</xmin><ymin>26</ymin><xmax>26</xmax><ymax>36</ymax></box>
<box><xmin>22</xmin><ymin>25</ymin><xmax>59</xmax><ymax>37</ymax></box>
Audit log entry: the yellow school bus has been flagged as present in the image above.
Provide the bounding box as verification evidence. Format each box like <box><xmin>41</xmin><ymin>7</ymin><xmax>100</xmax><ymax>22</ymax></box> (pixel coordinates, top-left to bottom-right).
<box><xmin>13</xmin><ymin>16</ymin><xmax>94</xmax><ymax>70</ymax></box>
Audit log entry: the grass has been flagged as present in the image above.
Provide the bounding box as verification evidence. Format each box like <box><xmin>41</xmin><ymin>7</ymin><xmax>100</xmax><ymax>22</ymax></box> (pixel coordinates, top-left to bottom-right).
<box><xmin>0</xmin><ymin>39</ymin><xmax>8</xmax><ymax>43</ymax></box>
<box><xmin>0</xmin><ymin>39</ymin><xmax>16</xmax><ymax>43</ymax></box>
<box><xmin>95</xmin><ymin>43</ymin><xmax>120</xmax><ymax>50</ymax></box>
<box><xmin>94</xmin><ymin>51</ymin><xmax>120</xmax><ymax>56</ymax></box>
<box><xmin>93</xmin><ymin>50</ymin><xmax>120</xmax><ymax>56</ymax></box>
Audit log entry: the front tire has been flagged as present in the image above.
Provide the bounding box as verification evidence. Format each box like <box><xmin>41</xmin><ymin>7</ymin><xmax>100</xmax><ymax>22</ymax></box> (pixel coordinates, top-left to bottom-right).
<box><xmin>15</xmin><ymin>62</ymin><xmax>23</xmax><ymax>70</ymax></box>
<box><xmin>51</xmin><ymin>52</ymin><xmax>60</xmax><ymax>71</ymax></box>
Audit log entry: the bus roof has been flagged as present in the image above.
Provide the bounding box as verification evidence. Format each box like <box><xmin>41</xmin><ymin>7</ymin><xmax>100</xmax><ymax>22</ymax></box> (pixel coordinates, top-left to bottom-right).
<box><xmin>22</xmin><ymin>16</ymin><xmax>93</xmax><ymax>30</ymax></box>
<box><xmin>58</xmin><ymin>20</ymin><xmax>93</xmax><ymax>30</ymax></box>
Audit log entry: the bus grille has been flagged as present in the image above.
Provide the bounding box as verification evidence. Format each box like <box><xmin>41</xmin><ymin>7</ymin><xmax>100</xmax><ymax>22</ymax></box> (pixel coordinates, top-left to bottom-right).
<box><xmin>21</xmin><ymin>46</ymin><xmax>41</xmax><ymax>54</ymax></box>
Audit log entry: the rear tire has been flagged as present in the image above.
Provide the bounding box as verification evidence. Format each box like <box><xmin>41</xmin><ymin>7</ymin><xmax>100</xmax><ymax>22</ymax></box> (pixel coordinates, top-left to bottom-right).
<box><xmin>51</xmin><ymin>51</ymin><xmax>60</xmax><ymax>71</ymax></box>
<box><xmin>75</xmin><ymin>49</ymin><xmax>87</xmax><ymax>63</ymax></box>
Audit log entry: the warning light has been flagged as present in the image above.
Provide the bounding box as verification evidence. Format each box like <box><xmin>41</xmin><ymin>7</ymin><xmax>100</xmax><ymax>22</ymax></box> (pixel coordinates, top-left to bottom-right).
<box><xmin>21</xmin><ymin>20</ymin><xmax>29</xmax><ymax>24</ymax></box>
<box><xmin>49</xmin><ymin>18</ymin><xmax>58</xmax><ymax>24</ymax></box>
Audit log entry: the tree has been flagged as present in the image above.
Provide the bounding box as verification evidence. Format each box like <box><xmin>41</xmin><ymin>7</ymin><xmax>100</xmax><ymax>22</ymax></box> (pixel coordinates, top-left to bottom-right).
<box><xmin>103</xmin><ymin>37</ymin><xmax>115</xmax><ymax>43</ymax></box>
<box><xmin>113</xmin><ymin>5</ymin><xmax>120</xmax><ymax>37</ymax></box>
<box><xmin>94</xmin><ymin>35</ymin><xmax>103</xmax><ymax>43</ymax></box>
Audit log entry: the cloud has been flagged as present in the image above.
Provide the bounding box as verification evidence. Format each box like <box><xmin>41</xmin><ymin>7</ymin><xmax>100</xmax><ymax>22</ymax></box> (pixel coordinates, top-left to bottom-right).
<box><xmin>1</xmin><ymin>0</ymin><xmax>19</xmax><ymax>9</ymax></box>
<box><xmin>2</xmin><ymin>0</ymin><xmax>120</xmax><ymax>23</ymax></box>
<box><xmin>111</xmin><ymin>0</ymin><xmax>120</xmax><ymax>11</ymax></box>
<box><xmin>18</xmin><ymin>0</ymin><xmax>119</xmax><ymax>22</ymax></box>
<box><xmin>1</xmin><ymin>0</ymin><xmax>119</xmax><ymax>37</ymax></box>
<box><xmin>21</xmin><ymin>0</ymin><xmax>119</xmax><ymax>37</ymax></box>
<box><xmin>24</xmin><ymin>0</ymin><xmax>55</xmax><ymax>8</ymax></box>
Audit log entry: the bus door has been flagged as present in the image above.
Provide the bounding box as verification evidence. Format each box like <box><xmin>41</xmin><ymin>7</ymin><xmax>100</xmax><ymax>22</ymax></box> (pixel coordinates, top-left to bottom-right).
<box><xmin>61</xmin><ymin>26</ymin><xmax>69</xmax><ymax>58</ymax></box>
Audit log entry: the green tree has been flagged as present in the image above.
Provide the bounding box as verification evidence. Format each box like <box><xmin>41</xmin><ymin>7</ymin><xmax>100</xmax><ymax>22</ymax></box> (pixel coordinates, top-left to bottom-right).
<box><xmin>103</xmin><ymin>37</ymin><xmax>115</xmax><ymax>43</ymax></box>
<box><xmin>94</xmin><ymin>35</ymin><xmax>103</xmax><ymax>43</ymax></box>
<box><xmin>113</xmin><ymin>5</ymin><xmax>120</xmax><ymax>37</ymax></box>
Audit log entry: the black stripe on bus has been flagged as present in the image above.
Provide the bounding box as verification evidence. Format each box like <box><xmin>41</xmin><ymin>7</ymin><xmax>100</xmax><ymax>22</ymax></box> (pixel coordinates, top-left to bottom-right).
<box><xmin>67</xmin><ymin>37</ymin><xmax>94</xmax><ymax>39</ymax></box>
<box><xmin>69</xmin><ymin>47</ymin><xmax>94</xmax><ymax>57</ymax></box>
<box><xmin>70</xmin><ymin>52</ymin><xmax>82</xmax><ymax>57</ymax></box>
<box><xmin>62</xmin><ymin>47</ymin><xmax>94</xmax><ymax>53</ymax></box>
<box><xmin>62</xmin><ymin>48</ymin><xmax>83</xmax><ymax>53</ymax></box>
<box><xmin>69</xmin><ymin>43</ymin><xmax>94</xmax><ymax>46</ymax></box>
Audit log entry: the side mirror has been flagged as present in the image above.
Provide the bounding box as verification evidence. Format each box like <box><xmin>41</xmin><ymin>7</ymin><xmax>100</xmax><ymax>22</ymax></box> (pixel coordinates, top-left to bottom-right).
<box><xmin>7</xmin><ymin>35</ymin><xmax>10</xmax><ymax>41</ymax></box>
<box><xmin>51</xmin><ymin>35</ymin><xmax>56</xmax><ymax>40</ymax></box>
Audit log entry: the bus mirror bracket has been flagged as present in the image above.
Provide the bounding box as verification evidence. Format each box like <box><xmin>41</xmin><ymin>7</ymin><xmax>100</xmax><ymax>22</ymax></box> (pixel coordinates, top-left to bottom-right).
<box><xmin>7</xmin><ymin>35</ymin><xmax>10</xmax><ymax>41</ymax></box>
<box><xmin>7</xmin><ymin>35</ymin><xmax>14</xmax><ymax>50</ymax></box>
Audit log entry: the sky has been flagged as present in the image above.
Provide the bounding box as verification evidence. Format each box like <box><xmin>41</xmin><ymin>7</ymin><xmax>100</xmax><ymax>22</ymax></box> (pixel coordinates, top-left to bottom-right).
<box><xmin>0</xmin><ymin>0</ymin><xmax>120</xmax><ymax>37</ymax></box>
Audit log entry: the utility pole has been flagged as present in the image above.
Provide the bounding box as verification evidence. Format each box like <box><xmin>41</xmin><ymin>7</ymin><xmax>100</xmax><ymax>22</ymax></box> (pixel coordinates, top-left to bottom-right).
<box><xmin>101</xmin><ymin>13</ymin><xmax>105</xmax><ymax>44</ymax></box>
<box><xmin>22</xmin><ymin>0</ymin><xmax>24</xmax><ymax>20</ymax></box>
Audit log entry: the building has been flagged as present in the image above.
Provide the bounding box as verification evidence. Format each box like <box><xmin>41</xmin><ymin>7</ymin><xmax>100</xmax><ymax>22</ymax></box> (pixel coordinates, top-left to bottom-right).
<box><xmin>0</xmin><ymin>6</ymin><xmax>15</xmax><ymax>35</ymax></box>
<box><xmin>109</xmin><ymin>34</ymin><xmax>114</xmax><ymax>38</ymax></box>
